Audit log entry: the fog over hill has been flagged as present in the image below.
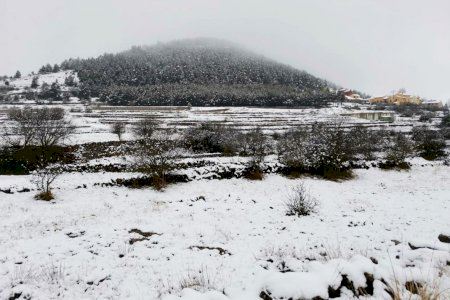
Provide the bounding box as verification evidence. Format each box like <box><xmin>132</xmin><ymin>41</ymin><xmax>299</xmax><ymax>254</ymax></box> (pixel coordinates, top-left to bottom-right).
<box><xmin>59</xmin><ymin>38</ymin><xmax>341</xmax><ymax>106</ymax></box>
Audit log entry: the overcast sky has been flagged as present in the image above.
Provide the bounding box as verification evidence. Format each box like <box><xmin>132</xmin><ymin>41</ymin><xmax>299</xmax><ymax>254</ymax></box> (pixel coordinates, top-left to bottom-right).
<box><xmin>1</xmin><ymin>0</ymin><xmax>449</xmax><ymax>100</ymax></box>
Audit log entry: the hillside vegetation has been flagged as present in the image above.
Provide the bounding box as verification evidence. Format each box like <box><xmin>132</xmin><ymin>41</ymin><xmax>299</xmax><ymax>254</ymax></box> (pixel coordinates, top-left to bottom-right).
<box><xmin>59</xmin><ymin>38</ymin><xmax>340</xmax><ymax>106</ymax></box>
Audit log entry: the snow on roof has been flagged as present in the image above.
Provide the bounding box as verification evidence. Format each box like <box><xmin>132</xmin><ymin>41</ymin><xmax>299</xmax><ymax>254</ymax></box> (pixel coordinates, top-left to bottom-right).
<box><xmin>422</xmin><ymin>99</ymin><xmax>442</xmax><ymax>104</ymax></box>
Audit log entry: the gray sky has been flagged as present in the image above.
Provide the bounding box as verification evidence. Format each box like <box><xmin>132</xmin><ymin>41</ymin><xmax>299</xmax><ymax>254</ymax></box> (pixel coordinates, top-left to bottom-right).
<box><xmin>1</xmin><ymin>0</ymin><xmax>449</xmax><ymax>100</ymax></box>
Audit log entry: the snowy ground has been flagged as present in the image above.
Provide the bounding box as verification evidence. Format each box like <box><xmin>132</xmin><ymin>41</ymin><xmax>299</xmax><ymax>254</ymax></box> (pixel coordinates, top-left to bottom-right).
<box><xmin>1</xmin><ymin>162</ymin><xmax>449</xmax><ymax>299</ymax></box>
<box><xmin>4</xmin><ymin>71</ymin><xmax>78</xmax><ymax>94</ymax></box>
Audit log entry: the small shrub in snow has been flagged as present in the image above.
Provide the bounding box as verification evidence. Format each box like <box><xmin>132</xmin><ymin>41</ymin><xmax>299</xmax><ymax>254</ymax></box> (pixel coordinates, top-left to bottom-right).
<box><xmin>183</xmin><ymin>122</ymin><xmax>240</xmax><ymax>155</ymax></box>
<box><xmin>285</xmin><ymin>183</ymin><xmax>318</xmax><ymax>216</ymax></box>
<box><xmin>411</xmin><ymin>126</ymin><xmax>446</xmax><ymax>160</ymax></box>
<box><xmin>243</xmin><ymin>127</ymin><xmax>268</xmax><ymax>180</ymax></box>
<box><xmin>178</xmin><ymin>268</ymin><xmax>218</xmax><ymax>293</ymax></box>
<box><xmin>278</xmin><ymin>122</ymin><xmax>355</xmax><ymax>179</ymax></box>
<box><xmin>383</xmin><ymin>132</ymin><xmax>414</xmax><ymax>168</ymax></box>
<box><xmin>348</xmin><ymin>125</ymin><xmax>380</xmax><ymax>160</ymax></box>
<box><xmin>32</xmin><ymin>164</ymin><xmax>62</xmax><ymax>201</ymax></box>
<box><xmin>157</xmin><ymin>266</ymin><xmax>221</xmax><ymax>297</ymax></box>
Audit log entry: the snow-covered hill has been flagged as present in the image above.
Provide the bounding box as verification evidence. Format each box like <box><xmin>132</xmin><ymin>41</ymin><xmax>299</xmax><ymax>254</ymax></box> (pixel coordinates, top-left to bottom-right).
<box><xmin>7</xmin><ymin>70</ymin><xmax>78</xmax><ymax>94</ymax></box>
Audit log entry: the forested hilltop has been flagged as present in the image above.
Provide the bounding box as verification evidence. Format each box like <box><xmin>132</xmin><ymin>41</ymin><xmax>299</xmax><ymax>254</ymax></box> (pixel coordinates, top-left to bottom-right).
<box><xmin>59</xmin><ymin>38</ymin><xmax>340</xmax><ymax>106</ymax></box>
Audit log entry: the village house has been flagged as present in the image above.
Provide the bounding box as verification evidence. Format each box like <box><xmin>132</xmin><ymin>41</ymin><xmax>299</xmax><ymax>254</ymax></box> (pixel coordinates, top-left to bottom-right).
<box><xmin>369</xmin><ymin>92</ymin><xmax>422</xmax><ymax>105</ymax></box>
<box><xmin>341</xmin><ymin>110</ymin><xmax>395</xmax><ymax>122</ymax></box>
<box><xmin>340</xmin><ymin>89</ymin><xmax>363</xmax><ymax>101</ymax></box>
<box><xmin>421</xmin><ymin>99</ymin><xmax>443</xmax><ymax>109</ymax></box>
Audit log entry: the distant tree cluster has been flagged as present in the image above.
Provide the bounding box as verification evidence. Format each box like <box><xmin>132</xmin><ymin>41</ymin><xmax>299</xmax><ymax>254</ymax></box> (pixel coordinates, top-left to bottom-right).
<box><xmin>59</xmin><ymin>38</ymin><xmax>340</xmax><ymax>106</ymax></box>
<box><xmin>39</xmin><ymin>81</ymin><xmax>62</xmax><ymax>101</ymax></box>
<box><xmin>39</xmin><ymin>63</ymin><xmax>60</xmax><ymax>74</ymax></box>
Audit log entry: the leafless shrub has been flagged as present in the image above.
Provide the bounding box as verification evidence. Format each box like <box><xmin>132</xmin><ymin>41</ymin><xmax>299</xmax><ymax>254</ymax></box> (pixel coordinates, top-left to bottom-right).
<box><xmin>133</xmin><ymin>117</ymin><xmax>157</xmax><ymax>140</ymax></box>
<box><xmin>111</xmin><ymin>121</ymin><xmax>126</xmax><ymax>141</ymax></box>
<box><xmin>285</xmin><ymin>183</ymin><xmax>318</xmax><ymax>216</ymax></box>
<box><xmin>178</xmin><ymin>267</ymin><xmax>220</xmax><ymax>293</ymax></box>
<box><xmin>32</xmin><ymin>164</ymin><xmax>62</xmax><ymax>200</ymax></box>
<box><xmin>156</xmin><ymin>266</ymin><xmax>223</xmax><ymax>298</ymax></box>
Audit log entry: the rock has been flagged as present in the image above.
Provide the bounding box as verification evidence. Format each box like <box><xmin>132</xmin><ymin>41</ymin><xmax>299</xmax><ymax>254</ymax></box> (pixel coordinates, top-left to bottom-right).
<box><xmin>438</xmin><ymin>234</ymin><xmax>450</xmax><ymax>243</ymax></box>
<box><xmin>408</xmin><ymin>242</ymin><xmax>437</xmax><ymax>250</ymax></box>
<box><xmin>129</xmin><ymin>228</ymin><xmax>161</xmax><ymax>245</ymax></box>
<box><xmin>189</xmin><ymin>245</ymin><xmax>231</xmax><ymax>256</ymax></box>
<box><xmin>0</xmin><ymin>188</ymin><xmax>13</xmax><ymax>194</ymax></box>
<box><xmin>66</xmin><ymin>231</ymin><xmax>85</xmax><ymax>238</ymax></box>
<box><xmin>259</xmin><ymin>291</ymin><xmax>272</xmax><ymax>300</ymax></box>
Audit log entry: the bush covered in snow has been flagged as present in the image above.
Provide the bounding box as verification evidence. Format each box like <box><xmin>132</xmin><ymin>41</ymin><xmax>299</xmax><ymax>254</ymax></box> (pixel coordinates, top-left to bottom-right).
<box><xmin>411</xmin><ymin>126</ymin><xmax>446</xmax><ymax>160</ymax></box>
<box><xmin>285</xmin><ymin>183</ymin><xmax>318</xmax><ymax>216</ymax></box>
<box><xmin>183</xmin><ymin>123</ymin><xmax>241</xmax><ymax>155</ymax></box>
<box><xmin>277</xmin><ymin>122</ymin><xmax>355</xmax><ymax>179</ymax></box>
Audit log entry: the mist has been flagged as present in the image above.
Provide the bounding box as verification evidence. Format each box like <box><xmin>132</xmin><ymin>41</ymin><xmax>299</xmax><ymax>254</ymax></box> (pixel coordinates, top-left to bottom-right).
<box><xmin>1</xmin><ymin>0</ymin><xmax>449</xmax><ymax>100</ymax></box>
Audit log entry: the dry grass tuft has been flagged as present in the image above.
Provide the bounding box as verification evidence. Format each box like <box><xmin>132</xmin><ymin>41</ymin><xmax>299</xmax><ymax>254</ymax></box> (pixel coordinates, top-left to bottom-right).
<box><xmin>34</xmin><ymin>191</ymin><xmax>54</xmax><ymax>201</ymax></box>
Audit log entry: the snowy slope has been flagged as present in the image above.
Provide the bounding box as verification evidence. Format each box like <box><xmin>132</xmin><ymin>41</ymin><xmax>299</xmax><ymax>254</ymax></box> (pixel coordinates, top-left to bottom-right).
<box><xmin>7</xmin><ymin>70</ymin><xmax>78</xmax><ymax>93</ymax></box>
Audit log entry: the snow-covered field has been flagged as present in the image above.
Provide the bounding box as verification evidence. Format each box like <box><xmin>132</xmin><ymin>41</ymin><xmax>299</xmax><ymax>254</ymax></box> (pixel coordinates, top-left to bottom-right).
<box><xmin>1</xmin><ymin>161</ymin><xmax>449</xmax><ymax>299</ymax></box>
<box><xmin>1</xmin><ymin>102</ymin><xmax>437</xmax><ymax>146</ymax></box>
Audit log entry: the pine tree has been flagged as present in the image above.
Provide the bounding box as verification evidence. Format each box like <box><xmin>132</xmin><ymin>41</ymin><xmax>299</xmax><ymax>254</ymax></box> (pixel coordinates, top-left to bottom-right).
<box><xmin>31</xmin><ymin>76</ymin><xmax>39</xmax><ymax>88</ymax></box>
<box><xmin>49</xmin><ymin>81</ymin><xmax>62</xmax><ymax>100</ymax></box>
<box><xmin>64</xmin><ymin>74</ymin><xmax>76</xmax><ymax>87</ymax></box>
<box><xmin>14</xmin><ymin>70</ymin><xmax>21</xmax><ymax>78</ymax></box>
<box><xmin>39</xmin><ymin>64</ymin><xmax>53</xmax><ymax>74</ymax></box>
<box><xmin>53</xmin><ymin>64</ymin><xmax>60</xmax><ymax>73</ymax></box>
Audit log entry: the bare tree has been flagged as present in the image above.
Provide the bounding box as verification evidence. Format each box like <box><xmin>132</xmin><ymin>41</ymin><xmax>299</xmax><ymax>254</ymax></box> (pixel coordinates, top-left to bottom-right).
<box><xmin>6</xmin><ymin>108</ymin><xmax>39</xmax><ymax>146</ymax></box>
<box><xmin>133</xmin><ymin>117</ymin><xmax>157</xmax><ymax>140</ymax></box>
<box><xmin>111</xmin><ymin>121</ymin><xmax>126</xmax><ymax>141</ymax></box>
<box><xmin>32</xmin><ymin>164</ymin><xmax>62</xmax><ymax>201</ymax></box>
<box><xmin>34</xmin><ymin>108</ymin><xmax>74</xmax><ymax>147</ymax></box>
<box><xmin>5</xmin><ymin>107</ymin><xmax>73</xmax><ymax>148</ymax></box>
